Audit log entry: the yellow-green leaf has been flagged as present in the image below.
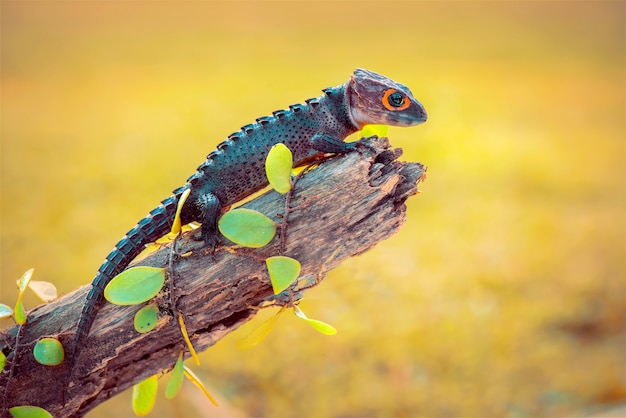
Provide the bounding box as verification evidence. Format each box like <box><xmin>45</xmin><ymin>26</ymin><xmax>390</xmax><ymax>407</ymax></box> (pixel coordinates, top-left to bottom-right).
<box><xmin>293</xmin><ymin>305</ymin><xmax>337</xmax><ymax>335</ymax></box>
<box><xmin>28</xmin><ymin>281</ymin><xmax>57</xmax><ymax>302</ymax></box>
<box><xmin>33</xmin><ymin>337</ymin><xmax>64</xmax><ymax>366</ymax></box>
<box><xmin>171</xmin><ymin>187</ymin><xmax>191</xmax><ymax>235</ymax></box>
<box><xmin>266</xmin><ymin>256</ymin><xmax>301</xmax><ymax>294</ymax></box>
<box><xmin>359</xmin><ymin>124</ymin><xmax>389</xmax><ymax>138</ymax></box>
<box><xmin>165</xmin><ymin>351</ymin><xmax>185</xmax><ymax>400</ymax></box>
<box><xmin>16</xmin><ymin>268</ymin><xmax>34</xmax><ymax>293</ymax></box>
<box><xmin>218</xmin><ymin>208</ymin><xmax>276</xmax><ymax>248</ymax></box>
<box><xmin>265</xmin><ymin>143</ymin><xmax>293</xmax><ymax>194</ymax></box>
<box><xmin>104</xmin><ymin>267</ymin><xmax>165</xmax><ymax>306</ymax></box>
<box><xmin>237</xmin><ymin>308</ymin><xmax>285</xmax><ymax>350</ymax></box>
<box><xmin>134</xmin><ymin>304</ymin><xmax>159</xmax><ymax>333</ymax></box>
<box><xmin>0</xmin><ymin>351</ymin><xmax>6</xmax><ymax>371</ymax></box>
<box><xmin>14</xmin><ymin>268</ymin><xmax>34</xmax><ymax>324</ymax></box>
<box><xmin>9</xmin><ymin>406</ymin><xmax>53</xmax><ymax>418</ymax></box>
<box><xmin>178</xmin><ymin>313</ymin><xmax>199</xmax><ymax>365</ymax></box>
<box><xmin>0</xmin><ymin>303</ymin><xmax>13</xmax><ymax>319</ymax></box>
<box><xmin>132</xmin><ymin>375</ymin><xmax>158</xmax><ymax>416</ymax></box>
<box><xmin>183</xmin><ymin>366</ymin><xmax>218</xmax><ymax>406</ymax></box>
<box><xmin>14</xmin><ymin>301</ymin><xmax>27</xmax><ymax>325</ymax></box>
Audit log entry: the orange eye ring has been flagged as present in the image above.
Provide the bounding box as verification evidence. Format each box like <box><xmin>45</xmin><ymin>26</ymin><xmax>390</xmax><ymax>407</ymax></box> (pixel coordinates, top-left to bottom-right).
<box><xmin>382</xmin><ymin>89</ymin><xmax>411</xmax><ymax>111</ymax></box>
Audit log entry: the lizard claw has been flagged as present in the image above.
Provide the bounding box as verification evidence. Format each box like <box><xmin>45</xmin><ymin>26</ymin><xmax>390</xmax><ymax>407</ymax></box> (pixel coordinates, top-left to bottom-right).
<box><xmin>190</xmin><ymin>228</ymin><xmax>219</xmax><ymax>253</ymax></box>
<box><xmin>355</xmin><ymin>136</ymin><xmax>383</xmax><ymax>155</ymax></box>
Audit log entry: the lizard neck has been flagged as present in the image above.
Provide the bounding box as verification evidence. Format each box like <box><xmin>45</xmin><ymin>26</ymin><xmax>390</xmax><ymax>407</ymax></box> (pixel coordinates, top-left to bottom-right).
<box><xmin>319</xmin><ymin>81</ymin><xmax>360</xmax><ymax>139</ymax></box>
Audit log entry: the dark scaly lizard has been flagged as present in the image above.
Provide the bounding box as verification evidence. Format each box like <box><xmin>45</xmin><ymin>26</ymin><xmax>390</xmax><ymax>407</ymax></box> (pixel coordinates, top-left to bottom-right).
<box><xmin>67</xmin><ymin>68</ymin><xmax>427</xmax><ymax>392</ymax></box>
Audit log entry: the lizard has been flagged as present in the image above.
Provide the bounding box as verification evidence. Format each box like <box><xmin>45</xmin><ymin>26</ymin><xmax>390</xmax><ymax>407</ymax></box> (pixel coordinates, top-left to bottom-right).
<box><xmin>66</xmin><ymin>68</ymin><xmax>427</xmax><ymax>394</ymax></box>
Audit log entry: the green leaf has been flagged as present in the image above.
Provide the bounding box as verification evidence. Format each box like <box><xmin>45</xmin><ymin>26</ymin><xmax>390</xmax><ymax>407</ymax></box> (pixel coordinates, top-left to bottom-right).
<box><xmin>237</xmin><ymin>308</ymin><xmax>285</xmax><ymax>350</ymax></box>
<box><xmin>28</xmin><ymin>281</ymin><xmax>57</xmax><ymax>302</ymax></box>
<box><xmin>266</xmin><ymin>256</ymin><xmax>301</xmax><ymax>294</ymax></box>
<box><xmin>9</xmin><ymin>406</ymin><xmax>53</xmax><ymax>418</ymax></box>
<box><xmin>0</xmin><ymin>303</ymin><xmax>13</xmax><ymax>319</ymax></box>
<box><xmin>104</xmin><ymin>267</ymin><xmax>166</xmax><ymax>306</ymax></box>
<box><xmin>0</xmin><ymin>351</ymin><xmax>6</xmax><ymax>371</ymax></box>
<box><xmin>134</xmin><ymin>304</ymin><xmax>159</xmax><ymax>333</ymax></box>
<box><xmin>293</xmin><ymin>305</ymin><xmax>337</xmax><ymax>335</ymax></box>
<box><xmin>359</xmin><ymin>124</ymin><xmax>389</xmax><ymax>138</ymax></box>
<box><xmin>218</xmin><ymin>208</ymin><xmax>276</xmax><ymax>248</ymax></box>
<box><xmin>132</xmin><ymin>375</ymin><xmax>158</xmax><ymax>416</ymax></box>
<box><xmin>165</xmin><ymin>351</ymin><xmax>185</xmax><ymax>400</ymax></box>
<box><xmin>33</xmin><ymin>338</ymin><xmax>64</xmax><ymax>366</ymax></box>
<box><xmin>14</xmin><ymin>301</ymin><xmax>27</xmax><ymax>325</ymax></box>
<box><xmin>265</xmin><ymin>143</ymin><xmax>293</xmax><ymax>194</ymax></box>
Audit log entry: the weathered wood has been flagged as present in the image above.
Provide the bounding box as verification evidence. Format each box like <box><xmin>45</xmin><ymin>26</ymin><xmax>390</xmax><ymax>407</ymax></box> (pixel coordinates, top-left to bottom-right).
<box><xmin>0</xmin><ymin>136</ymin><xmax>425</xmax><ymax>417</ymax></box>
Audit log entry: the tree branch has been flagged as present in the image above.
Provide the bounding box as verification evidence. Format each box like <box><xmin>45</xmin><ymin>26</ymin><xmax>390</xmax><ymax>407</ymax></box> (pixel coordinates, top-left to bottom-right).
<box><xmin>0</xmin><ymin>136</ymin><xmax>426</xmax><ymax>417</ymax></box>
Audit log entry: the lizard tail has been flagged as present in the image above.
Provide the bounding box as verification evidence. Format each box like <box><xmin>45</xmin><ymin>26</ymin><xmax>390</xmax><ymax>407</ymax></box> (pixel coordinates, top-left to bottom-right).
<box><xmin>65</xmin><ymin>186</ymin><xmax>187</xmax><ymax>401</ymax></box>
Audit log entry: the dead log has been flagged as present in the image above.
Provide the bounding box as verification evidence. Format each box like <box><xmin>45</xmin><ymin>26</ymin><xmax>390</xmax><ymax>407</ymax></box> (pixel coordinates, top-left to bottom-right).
<box><xmin>0</xmin><ymin>136</ymin><xmax>426</xmax><ymax>417</ymax></box>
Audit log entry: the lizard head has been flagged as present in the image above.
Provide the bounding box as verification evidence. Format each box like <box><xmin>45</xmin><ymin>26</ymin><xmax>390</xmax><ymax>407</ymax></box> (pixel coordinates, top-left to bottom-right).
<box><xmin>346</xmin><ymin>68</ymin><xmax>427</xmax><ymax>128</ymax></box>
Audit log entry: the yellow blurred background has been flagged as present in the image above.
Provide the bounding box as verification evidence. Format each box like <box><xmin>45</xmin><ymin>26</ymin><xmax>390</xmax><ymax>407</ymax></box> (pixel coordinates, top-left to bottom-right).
<box><xmin>1</xmin><ymin>1</ymin><xmax>624</xmax><ymax>417</ymax></box>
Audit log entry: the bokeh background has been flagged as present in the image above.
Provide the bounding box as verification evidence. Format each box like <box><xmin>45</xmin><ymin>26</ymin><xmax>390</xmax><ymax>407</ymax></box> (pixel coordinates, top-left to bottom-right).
<box><xmin>1</xmin><ymin>1</ymin><xmax>624</xmax><ymax>417</ymax></box>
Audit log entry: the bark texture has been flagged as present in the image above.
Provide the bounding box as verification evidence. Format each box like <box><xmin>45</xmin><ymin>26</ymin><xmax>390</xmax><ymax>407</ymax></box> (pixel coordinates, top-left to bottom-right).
<box><xmin>0</xmin><ymin>136</ymin><xmax>426</xmax><ymax>417</ymax></box>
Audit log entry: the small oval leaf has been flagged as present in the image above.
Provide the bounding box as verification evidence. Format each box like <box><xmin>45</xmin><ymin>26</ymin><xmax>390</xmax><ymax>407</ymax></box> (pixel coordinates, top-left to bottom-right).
<box><xmin>132</xmin><ymin>375</ymin><xmax>158</xmax><ymax>416</ymax></box>
<box><xmin>293</xmin><ymin>305</ymin><xmax>337</xmax><ymax>335</ymax></box>
<box><xmin>265</xmin><ymin>143</ymin><xmax>293</xmax><ymax>194</ymax></box>
<box><xmin>165</xmin><ymin>351</ymin><xmax>185</xmax><ymax>400</ymax></box>
<box><xmin>0</xmin><ymin>351</ymin><xmax>6</xmax><ymax>371</ymax></box>
<box><xmin>134</xmin><ymin>304</ymin><xmax>159</xmax><ymax>333</ymax></box>
<box><xmin>218</xmin><ymin>208</ymin><xmax>276</xmax><ymax>248</ymax></box>
<box><xmin>9</xmin><ymin>406</ymin><xmax>53</xmax><ymax>418</ymax></box>
<box><xmin>33</xmin><ymin>337</ymin><xmax>64</xmax><ymax>366</ymax></box>
<box><xmin>266</xmin><ymin>256</ymin><xmax>301</xmax><ymax>294</ymax></box>
<box><xmin>104</xmin><ymin>267</ymin><xmax>165</xmax><ymax>306</ymax></box>
<box><xmin>28</xmin><ymin>281</ymin><xmax>57</xmax><ymax>302</ymax></box>
<box><xmin>0</xmin><ymin>303</ymin><xmax>13</xmax><ymax>319</ymax></box>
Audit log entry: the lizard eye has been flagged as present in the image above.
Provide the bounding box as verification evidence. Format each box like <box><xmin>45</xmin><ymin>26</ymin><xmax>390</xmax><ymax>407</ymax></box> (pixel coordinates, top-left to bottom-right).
<box><xmin>388</xmin><ymin>92</ymin><xmax>405</xmax><ymax>107</ymax></box>
<box><xmin>382</xmin><ymin>89</ymin><xmax>410</xmax><ymax>111</ymax></box>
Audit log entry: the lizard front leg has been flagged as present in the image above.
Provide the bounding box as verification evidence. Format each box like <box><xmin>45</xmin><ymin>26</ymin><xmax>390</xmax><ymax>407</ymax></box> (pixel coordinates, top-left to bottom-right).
<box><xmin>310</xmin><ymin>132</ymin><xmax>357</xmax><ymax>154</ymax></box>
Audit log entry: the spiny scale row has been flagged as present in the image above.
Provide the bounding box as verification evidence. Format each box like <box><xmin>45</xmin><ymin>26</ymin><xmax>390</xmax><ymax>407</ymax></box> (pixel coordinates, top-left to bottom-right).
<box><xmin>187</xmin><ymin>86</ymin><xmax>340</xmax><ymax>187</ymax></box>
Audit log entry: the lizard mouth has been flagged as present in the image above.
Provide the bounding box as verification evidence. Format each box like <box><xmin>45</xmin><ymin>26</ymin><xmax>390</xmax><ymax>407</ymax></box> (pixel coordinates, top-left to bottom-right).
<box><xmin>395</xmin><ymin>99</ymin><xmax>427</xmax><ymax>126</ymax></box>
<box><xmin>350</xmin><ymin>99</ymin><xmax>427</xmax><ymax>128</ymax></box>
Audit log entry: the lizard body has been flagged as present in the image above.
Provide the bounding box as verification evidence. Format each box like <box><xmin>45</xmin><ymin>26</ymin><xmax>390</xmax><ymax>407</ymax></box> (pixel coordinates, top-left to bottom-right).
<box><xmin>69</xmin><ymin>68</ymin><xmax>427</xmax><ymax>389</ymax></box>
